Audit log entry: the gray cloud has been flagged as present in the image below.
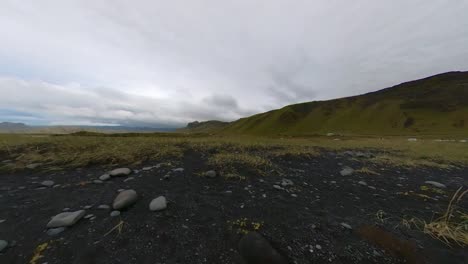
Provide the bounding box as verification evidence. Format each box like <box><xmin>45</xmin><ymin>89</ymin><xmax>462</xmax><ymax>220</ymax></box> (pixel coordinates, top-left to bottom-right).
<box><xmin>0</xmin><ymin>0</ymin><xmax>468</xmax><ymax>126</ymax></box>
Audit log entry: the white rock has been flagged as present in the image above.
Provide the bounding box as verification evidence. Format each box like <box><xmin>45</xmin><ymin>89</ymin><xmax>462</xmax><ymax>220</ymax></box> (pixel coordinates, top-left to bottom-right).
<box><xmin>273</xmin><ymin>185</ymin><xmax>283</xmax><ymax>190</ymax></box>
<box><xmin>112</xmin><ymin>189</ymin><xmax>138</xmax><ymax>210</ymax></box>
<box><xmin>97</xmin><ymin>204</ymin><xmax>110</xmax><ymax>210</ymax></box>
<box><xmin>340</xmin><ymin>222</ymin><xmax>352</xmax><ymax>229</ymax></box>
<box><xmin>424</xmin><ymin>181</ymin><xmax>447</xmax><ymax>189</ymax></box>
<box><xmin>41</xmin><ymin>180</ymin><xmax>55</xmax><ymax>187</ymax></box>
<box><xmin>149</xmin><ymin>196</ymin><xmax>167</xmax><ymax>211</ymax></box>
<box><xmin>93</xmin><ymin>180</ymin><xmax>103</xmax><ymax>184</ymax></box>
<box><xmin>109</xmin><ymin>168</ymin><xmax>132</xmax><ymax>177</ymax></box>
<box><xmin>0</xmin><ymin>240</ymin><xmax>8</xmax><ymax>252</ymax></box>
<box><xmin>340</xmin><ymin>167</ymin><xmax>354</xmax><ymax>176</ymax></box>
<box><xmin>110</xmin><ymin>210</ymin><xmax>120</xmax><ymax>217</ymax></box>
<box><xmin>358</xmin><ymin>181</ymin><xmax>367</xmax><ymax>186</ymax></box>
<box><xmin>99</xmin><ymin>174</ymin><xmax>111</xmax><ymax>181</ymax></box>
<box><xmin>47</xmin><ymin>210</ymin><xmax>86</xmax><ymax>228</ymax></box>
<box><xmin>142</xmin><ymin>166</ymin><xmax>153</xmax><ymax>171</ymax></box>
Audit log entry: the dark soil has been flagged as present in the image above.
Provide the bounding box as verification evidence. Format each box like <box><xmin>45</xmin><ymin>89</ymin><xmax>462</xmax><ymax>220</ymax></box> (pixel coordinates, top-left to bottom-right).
<box><xmin>0</xmin><ymin>150</ymin><xmax>467</xmax><ymax>264</ymax></box>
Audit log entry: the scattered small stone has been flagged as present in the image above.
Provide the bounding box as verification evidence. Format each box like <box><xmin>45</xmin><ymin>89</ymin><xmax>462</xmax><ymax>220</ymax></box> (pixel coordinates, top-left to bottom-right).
<box><xmin>117</xmin><ymin>189</ymin><xmax>125</xmax><ymax>192</ymax></box>
<box><xmin>149</xmin><ymin>196</ymin><xmax>167</xmax><ymax>211</ymax></box>
<box><xmin>99</xmin><ymin>174</ymin><xmax>111</xmax><ymax>181</ymax></box>
<box><xmin>18</xmin><ymin>186</ymin><xmax>26</xmax><ymax>190</ymax></box>
<box><xmin>35</xmin><ymin>187</ymin><xmax>47</xmax><ymax>190</ymax></box>
<box><xmin>93</xmin><ymin>180</ymin><xmax>103</xmax><ymax>184</ymax></box>
<box><xmin>291</xmin><ymin>194</ymin><xmax>298</xmax><ymax>198</ymax></box>
<box><xmin>62</xmin><ymin>208</ymin><xmax>70</xmax><ymax>211</ymax></box>
<box><xmin>84</xmin><ymin>214</ymin><xmax>94</xmax><ymax>219</ymax></box>
<box><xmin>0</xmin><ymin>219</ymin><xmax>5</xmax><ymax>224</ymax></box>
<box><xmin>47</xmin><ymin>210</ymin><xmax>86</xmax><ymax>228</ymax></box>
<box><xmin>340</xmin><ymin>222</ymin><xmax>352</xmax><ymax>230</ymax></box>
<box><xmin>316</xmin><ymin>244</ymin><xmax>322</xmax><ymax>250</ymax></box>
<box><xmin>163</xmin><ymin>175</ymin><xmax>170</xmax><ymax>180</ymax></box>
<box><xmin>238</xmin><ymin>232</ymin><xmax>288</xmax><ymax>264</ymax></box>
<box><xmin>460</xmin><ymin>140</ymin><xmax>467</xmax><ymax>143</ymax></box>
<box><xmin>97</xmin><ymin>205</ymin><xmax>110</xmax><ymax>210</ymax></box>
<box><xmin>281</xmin><ymin>179</ymin><xmax>294</xmax><ymax>187</ymax></box>
<box><xmin>46</xmin><ymin>227</ymin><xmax>66</xmax><ymax>236</ymax></box>
<box><xmin>109</xmin><ymin>168</ymin><xmax>132</xmax><ymax>177</ymax></box>
<box><xmin>340</xmin><ymin>167</ymin><xmax>354</xmax><ymax>176</ymax></box>
<box><xmin>26</xmin><ymin>163</ymin><xmax>42</xmax><ymax>169</ymax></box>
<box><xmin>123</xmin><ymin>177</ymin><xmax>135</xmax><ymax>182</ymax></box>
<box><xmin>407</xmin><ymin>138</ymin><xmax>418</xmax><ymax>142</ymax></box>
<box><xmin>424</xmin><ymin>181</ymin><xmax>446</xmax><ymax>189</ymax></box>
<box><xmin>273</xmin><ymin>185</ymin><xmax>283</xmax><ymax>190</ymax></box>
<box><xmin>0</xmin><ymin>240</ymin><xmax>8</xmax><ymax>252</ymax></box>
<box><xmin>110</xmin><ymin>211</ymin><xmax>120</xmax><ymax>217</ymax></box>
<box><xmin>142</xmin><ymin>166</ymin><xmax>153</xmax><ymax>171</ymax></box>
<box><xmin>368</xmin><ymin>186</ymin><xmax>376</xmax><ymax>190</ymax></box>
<box><xmin>330</xmin><ymin>181</ymin><xmax>336</xmax><ymax>184</ymax></box>
<box><xmin>225</xmin><ymin>190</ymin><xmax>233</xmax><ymax>194</ymax></box>
<box><xmin>173</xmin><ymin>168</ymin><xmax>184</xmax><ymax>173</ymax></box>
<box><xmin>83</xmin><ymin>205</ymin><xmax>93</xmax><ymax>209</ymax></box>
<box><xmin>358</xmin><ymin>181</ymin><xmax>367</xmax><ymax>186</ymax></box>
<box><xmin>204</xmin><ymin>170</ymin><xmax>217</xmax><ymax>178</ymax></box>
<box><xmin>53</xmin><ymin>184</ymin><xmax>61</xmax><ymax>188</ymax></box>
<box><xmin>113</xmin><ymin>189</ymin><xmax>138</xmax><ymax>210</ymax></box>
<box><xmin>41</xmin><ymin>180</ymin><xmax>55</xmax><ymax>187</ymax></box>
<box><xmin>259</xmin><ymin>179</ymin><xmax>265</xmax><ymax>183</ymax></box>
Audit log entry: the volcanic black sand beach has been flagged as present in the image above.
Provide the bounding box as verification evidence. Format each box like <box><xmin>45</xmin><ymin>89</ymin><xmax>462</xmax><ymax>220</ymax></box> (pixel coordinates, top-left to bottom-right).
<box><xmin>0</xmin><ymin>149</ymin><xmax>467</xmax><ymax>264</ymax></box>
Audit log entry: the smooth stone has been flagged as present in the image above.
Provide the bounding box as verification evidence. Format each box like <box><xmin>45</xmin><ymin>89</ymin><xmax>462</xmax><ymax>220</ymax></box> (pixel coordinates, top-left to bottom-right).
<box><xmin>41</xmin><ymin>180</ymin><xmax>55</xmax><ymax>187</ymax></box>
<box><xmin>26</xmin><ymin>163</ymin><xmax>42</xmax><ymax>169</ymax></box>
<box><xmin>238</xmin><ymin>232</ymin><xmax>288</xmax><ymax>264</ymax></box>
<box><xmin>281</xmin><ymin>179</ymin><xmax>294</xmax><ymax>187</ymax></box>
<box><xmin>112</xmin><ymin>189</ymin><xmax>138</xmax><ymax>210</ymax></box>
<box><xmin>109</xmin><ymin>168</ymin><xmax>132</xmax><ymax>177</ymax></box>
<box><xmin>424</xmin><ymin>181</ymin><xmax>447</xmax><ymax>189</ymax></box>
<box><xmin>142</xmin><ymin>166</ymin><xmax>153</xmax><ymax>171</ymax></box>
<box><xmin>273</xmin><ymin>185</ymin><xmax>283</xmax><ymax>190</ymax></box>
<box><xmin>340</xmin><ymin>167</ymin><xmax>354</xmax><ymax>176</ymax></box>
<box><xmin>84</xmin><ymin>214</ymin><xmax>94</xmax><ymax>219</ymax></box>
<box><xmin>341</xmin><ymin>222</ymin><xmax>352</xmax><ymax>229</ymax></box>
<box><xmin>97</xmin><ymin>204</ymin><xmax>110</xmax><ymax>210</ymax></box>
<box><xmin>0</xmin><ymin>240</ymin><xmax>8</xmax><ymax>252</ymax></box>
<box><xmin>0</xmin><ymin>219</ymin><xmax>5</xmax><ymax>224</ymax></box>
<box><xmin>204</xmin><ymin>170</ymin><xmax>217</xmax><ymax>178</ymax></box>
<box><xmin>46</xmin><ymin>227</ymin><xmax>66</xmax><ymax>236</ymax></box>
<box><xmin>93</xmin><ymin>180</ymin><xmax>103</xmax><ymax>184</ymax></box>
<box><xmin>149</xmin><ymin>196</ymin><xmax>167</xmax><ymax>211</ymax></box>
<box><xmin>358</xmin><ymin>181</ymin><xmax>367</xmax><ymax>186</ymax></box>
<box><xmin>62</xmin><ymin>208</ymin><xmax>70</xmax><ymax>211</ymax></box>
<box><xmin>172</xmin><ymin>168</ymin><xmax>184</xmax><ymax>173</ymax></box>
<box><xmin>407</xmin><ymin>138</ymin><xmax>418</xmax><ymax>142</ymax></box>
<box><xmin>47</xmin><ymin>210</ymin><xmax>86</xmax><ymax>228</ymax></box>
<box><xmin>99</xmin><ymin>174</ymin><xmax>111</xmax><ymax>181</ymax></box>
<box><xmin>83</xmin><ymin>205</ymin><xmax>93</xmax><ymax>209</ymax></box>
<box><xmin>110</xmin><ymin>211</ymin><xmax>120</xmax><ymax>217</ymax></box>
<box><xmin>123</xmin><ymin>177</ymin><xmax>134</xmax><ymax>182</ymax></box>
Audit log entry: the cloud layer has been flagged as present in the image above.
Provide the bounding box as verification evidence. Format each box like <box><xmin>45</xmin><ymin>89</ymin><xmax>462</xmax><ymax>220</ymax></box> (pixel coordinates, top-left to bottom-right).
<box><xmin>1</xmin><ymin>0</ymin><xmax>468</xmax><ymax>126</ymax></box>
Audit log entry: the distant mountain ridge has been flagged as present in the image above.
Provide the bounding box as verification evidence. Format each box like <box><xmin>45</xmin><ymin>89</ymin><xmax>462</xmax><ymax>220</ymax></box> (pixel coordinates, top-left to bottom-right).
<box><xmin>184</xmin><ymin>71</ymin><xmax>468</xmax><ymax>136</ymax></box>
<box><xmin>0</xmin><ymin>123</ymin><xmax>176</xmax><ymax>134</ymax></box>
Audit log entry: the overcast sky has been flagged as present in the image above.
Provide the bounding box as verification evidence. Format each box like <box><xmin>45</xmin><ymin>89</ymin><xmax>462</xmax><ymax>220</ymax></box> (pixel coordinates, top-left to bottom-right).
<box><xmin>1</xmin><ymin>0</ymin><xmax>468</xmax><ymax>127</ymax></box>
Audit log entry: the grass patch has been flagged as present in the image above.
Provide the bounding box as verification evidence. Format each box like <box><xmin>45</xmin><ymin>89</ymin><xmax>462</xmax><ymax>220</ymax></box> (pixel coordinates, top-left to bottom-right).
<box><xmin>207</xmin><ymin>152</ymin><xmax>273</xmax><ymax>177</ymax></box>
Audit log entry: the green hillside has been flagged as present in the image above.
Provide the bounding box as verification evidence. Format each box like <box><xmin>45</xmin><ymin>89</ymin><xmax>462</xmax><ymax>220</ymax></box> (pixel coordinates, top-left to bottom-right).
<box><xmin>219</xmin><ymin>71</ymin><xmax>468</xmax><ymax>136</ymax></box>
<box><xmin>178</xmin><ymin>120</ymin><xmax>229</xmax><ymax>133</ymax></box>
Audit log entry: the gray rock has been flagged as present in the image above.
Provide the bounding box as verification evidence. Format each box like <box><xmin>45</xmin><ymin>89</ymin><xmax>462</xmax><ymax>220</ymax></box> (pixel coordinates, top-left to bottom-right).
<box><xmin>41</xmin><ymin>180</ymin><xmax>55</xmax><ymax>187</ymax></box>
<box><xmin>281</xmin><ymin>179</ymin><xmax>294</xmax><ymax>187</ymax></box>
<box><xmin>340</xmin><ymin>167</ymin><xmax>354</xmax><ymax>176</ymax></box>
<box><xmin>46</xmin><ymin>227</ymin><xmax>66</xmax><ymax>236</ymax></box>
<box><xmin>340</xmin><ymin>222</ymin><xmax>352</xmax><ymax>229</ymax></box>
<box><xmin>424</xmin><ymin>181</ymin><xmax>447</xmax><ymax>189</ymax></box>
<box><xmin>99</xmin><ymin>174</ymin><xmax>111</xmax><ymax>181</ymax></box>
<box><xmin>273</xmin><ymin>185</ymin><xmax>283</xmax><ymax>190</ymax></box>
<box><xmin>109</xmin><ymin>168</ymin><xmax>132</xmax><ymax>177</ymax></box>
<box><xmin>112</xmin><ymin>189</ymin><xmax>138</xmax><ymax>210</ymax></box>
<box><xmin>204</xmin><ymin>170</ymin><xmax>217</xmax><ymax>178</ymax></box>
<box><xmin>173</xmin><ymin>168</ymin><xmax>184</xmax><ymax>173</ymax></box>
<box><xmin>93</xmin><ymin>180</ymin><xmax>103</xmax><ymax>184</ymax></box>
<box><xmin>238</xmin><ymin>232</ymin><xmax>288</xmax><ymax>264</ymax></box>
<box><xmin>149</xmin><ymin>196</ymin><xmax>167</xmax><ymax>211</ymax></box>
<box><xmin>47</xmin><ymin>210</ymin><xmax>86</xmax><ymax>228</ymax></box>
<box><xmin>0</xmin><ymin>240</ymin><xmax>8</xmax><ymax>252</ymax></box>
<box><xmin>26</xmin><ymin>163</ymin><xmax>42</xmax><ymax>169</ymax></box>
<box><xmin>358</xmin><ymin>181</ymin><xmax>367</xmax><ymax>186</ymax></box>
<box><xmin>0</xmin><ymin>219</ymin><xmax>5</xmax><ymax>224</ymax></box>
<box><xmin>110</xmin><ymin>210</ymin><xmax>120</xmax><ymax>217</ymax></box>
<box><xmin>142</xmin><ymin>166</ymin><xmax>153</xmax><ymax>171</ymax></box>
<box><xmin>97</xmin><ymin>204</ymin><xmax>110</xmax><ymax>210</ymax></box>
<box><xmin>84</xmin><ymin>214</ymin><xmax>94</xmax><ymax>219</ymax></box>
<box><xmin>83</xmin><ymin>205</ymin><xmax>93</xmax><ymax>209</ymax></box>
<box><xmin>123</xmin><ymin>177</ymin><xmax>134</xmax><ymax>182</ymax></box>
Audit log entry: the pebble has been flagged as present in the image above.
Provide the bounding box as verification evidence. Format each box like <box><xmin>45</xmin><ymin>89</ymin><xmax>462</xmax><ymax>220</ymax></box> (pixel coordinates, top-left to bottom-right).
<box><xmin>149</xmin><ymin>196</ymin><xmax>167</xmax><ymax>211</ymax></box>
<box><xmin>123</xmin><ymin>177</ymin><xmax>135</xmax><ymax>182</ymax></box>
<box><xmin>173</xmin><ymin>168</ymin><xmax>184</xmax><ymax>173</ymax></box>
<box><xmin>0</xmin><ymin>240</ymin><xmax>8</xmax><ymax>252</ymax></box>
<box><xmin>84</xmin><ymin>214</ymin><xmax>94</xmax><ymax>219</ymax></box>
<box><xmin>340</xmin><ymin>167</ymin><xmax>354</xmax><ymax>176</ymax></box>
<box><xmin>142</xmin><ymin>166</ymin><xmax>153</xmax><ymax>171</ymax></box>
<box><xmin>340</xmin><ymin>222</ymin><xmax>352</xmax><ymax>229</ymax></box>
<box><xmin>41</xmin><ymin>180</ymin><xmax>55</xmax><ymax>187</ymax></box>
<box><xmin>47</xmin><ymin>210</ymin><xmax>86</xmax><ymax>228</ymax></box>
<box><xmin>204</xmin><ymin>170</ymin><xmax>217</xmax><ymax>178</ymax></box>
<box><xmin>93</xmin><ymin>180</ymin><xmax>103</xmax><ymax>184</ymax></box>
<box><xmin>83</xmin><ymin>205</ymin><xmax>93</xmax><ymax>209</ymax></box>
<box><xmin>291</xmin><ymin>194</ymin><xmax>298</xmax><ymax>197</ymax></box>
<box><xmin>26</xmin><ymin>163</ymin><xmax>42</xmax><ymax>169</ymax></box>
<box><xmin>281</xmin><ymin>179</ymin><xmax>294</xmax><ymax>187</ymax></box>
<box><xmin>99</xmin><ymin>174</ymin><xmax>111</xmax><ymax>181</ymax></box>
<box><xmin>273</xmin><ymin>185</ymin><xmax>283</xmax><ymax>190</ymax></box>
<box><xmin>109</xmin><ymin>168</ymin><xmax>132</xmax><ymax>177</ymax></box>
<box><xmin>110</xmin><ymin>211</ymin><xmax>120</xmax><ymax>217</ymax></box>
<box><xmin>97</xmin><ymin>205</ymin><xmax>110</xmax><ymax>210</ymax></box>
<box><xmin>46</xmin><ymin>227</ymin><xmax>66</xmax><ymax>236</ymax></box>
<box><xmin>113</xmin><ymin>189</ymin><xmax>138</xmax><ymax>210</ymax></box>
<box><xmin>358</xmin><ymin>181</ymin><xmax>367</xmax><ymax>186</ymax></box>
<box><xmin>0</xmin><ymin>219</ymin><xmax>5</xmax><ymax>224</ymax></box>
<box><xmin>316</xmin><ymin>244</ymin><xmax>322</xmax><ymax>250</ymax></box>
<box><xmin>424</xmin><ymin>181</ymin><xmax>447</xmax><ymax>189</ymax></box>
<box><xmin>62</xmin><ymin>208</ymin><xmax>70</xmax><ymax>211</ymax></box>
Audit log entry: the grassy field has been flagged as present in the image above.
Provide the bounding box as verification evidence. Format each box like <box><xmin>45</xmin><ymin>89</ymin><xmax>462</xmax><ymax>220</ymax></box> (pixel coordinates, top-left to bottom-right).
<box><xmin>0</xmin><ymin>132</ymin><xmax>467</xmax><ymax>172</ymax></box>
